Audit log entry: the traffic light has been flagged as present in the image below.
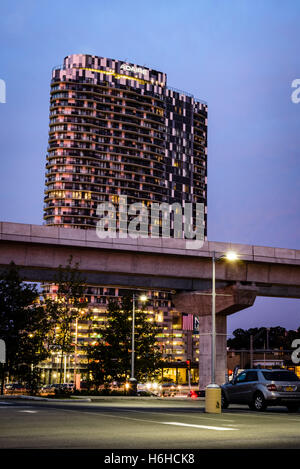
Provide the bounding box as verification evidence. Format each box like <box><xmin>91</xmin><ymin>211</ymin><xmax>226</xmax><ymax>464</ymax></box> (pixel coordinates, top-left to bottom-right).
<box><xmin>186</xmin><ymin>360</ymin><xmax>191</xmax><ymax>370</ymax></box>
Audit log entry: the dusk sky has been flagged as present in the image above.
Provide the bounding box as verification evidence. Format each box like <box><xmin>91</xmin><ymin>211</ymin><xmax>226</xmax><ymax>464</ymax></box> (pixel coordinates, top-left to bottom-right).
<box><xmin>0</xmin><ymin>0</ymin><xmax>299</xmax><ymax>336</ymax></box>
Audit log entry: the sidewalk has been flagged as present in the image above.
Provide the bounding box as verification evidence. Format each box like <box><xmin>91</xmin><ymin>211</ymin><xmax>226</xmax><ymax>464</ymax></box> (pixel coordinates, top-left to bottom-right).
<box><xmin>0</xmin><ymin>394</ymin><xmax>205</xmax><ymax>402</ymax></box>
<box><xmin>0</xmin><ymin>394</ymin><xmax>92</xmax><ymax>402</ymax></box>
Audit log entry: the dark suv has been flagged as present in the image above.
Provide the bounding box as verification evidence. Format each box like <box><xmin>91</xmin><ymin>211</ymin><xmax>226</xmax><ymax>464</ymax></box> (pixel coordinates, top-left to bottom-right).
<box><xmin>221</xmin><ymin>369</ymin><xmax>300</xmax><ymax>412</ymax></box>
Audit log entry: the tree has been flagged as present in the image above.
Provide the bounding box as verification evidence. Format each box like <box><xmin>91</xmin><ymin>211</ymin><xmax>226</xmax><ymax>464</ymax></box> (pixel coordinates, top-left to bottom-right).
<box><xmin>0</xmin><ymin>262</ymin><xmax>52</xmax><ymax>393</ymax></box>
<box><xmin>87</xmin><ymin>296</ymin><xmax>162</xmax><ymax>386</ymax></box>
<box><xmin>44</xmin><ymin>256</ymin><xmax>87</xmax><ymax>384</ymax></box>
<box><xmin>227</xmin><ymin>326</ymin><xmax>300</xmax><ymax>350</ymax></box>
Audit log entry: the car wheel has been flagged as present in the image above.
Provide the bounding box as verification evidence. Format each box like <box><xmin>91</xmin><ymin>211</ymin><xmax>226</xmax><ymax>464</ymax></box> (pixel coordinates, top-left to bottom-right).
<box><xmin>221</xmin><ymin>392</ymin><xmax>229</xmax><ymax>409</ymax></box>
<box><xmin>252</xmin><ymin>392</ymin><xmax>267</xmax><ymax>411</ymax></box>
<box><xmin>287</xmin><ymin>404</ymin><xmax>299</xmax><ymax>413</ymax></box>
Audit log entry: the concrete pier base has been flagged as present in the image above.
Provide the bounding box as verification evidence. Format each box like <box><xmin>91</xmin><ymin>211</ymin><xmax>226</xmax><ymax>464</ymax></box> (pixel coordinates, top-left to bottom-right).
<box><xmin>198</xmin><ymin>314</ymin><xmax>227</xmax><ymax>389</ymax></box>
<box><xmin>173</xmin><ymin>284</ymin><xmax>257</xmax><ymax>388</ymax></box>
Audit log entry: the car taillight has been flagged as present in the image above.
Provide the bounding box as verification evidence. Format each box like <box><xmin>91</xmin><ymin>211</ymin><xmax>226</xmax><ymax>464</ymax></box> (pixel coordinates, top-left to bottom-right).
<box><xmin>267</xmin><ymin>384</ymin><xmax>277</xmax><ymax>392</ymax></box>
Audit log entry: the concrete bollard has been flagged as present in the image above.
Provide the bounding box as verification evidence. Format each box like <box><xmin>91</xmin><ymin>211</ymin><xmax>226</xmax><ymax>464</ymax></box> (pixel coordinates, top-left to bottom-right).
<box><xmin>205</xmin><ymin>384</ymin><xmax>222</xmax><ymax>413</ymax></box>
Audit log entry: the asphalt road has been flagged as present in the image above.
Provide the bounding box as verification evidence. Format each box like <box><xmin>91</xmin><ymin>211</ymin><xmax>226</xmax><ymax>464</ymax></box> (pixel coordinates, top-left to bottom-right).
<box><xmin>1</xmin><ymin>397</ymin><xmax>300</xmax><ymax>449</ymax></box>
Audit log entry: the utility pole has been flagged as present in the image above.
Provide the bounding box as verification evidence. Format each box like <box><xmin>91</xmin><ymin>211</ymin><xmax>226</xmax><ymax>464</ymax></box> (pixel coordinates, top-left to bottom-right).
<box><xmin>130</xmin><ymin>293</ymin><xmax>147</xmax><ymax>394</ymax></box>
<box><xmin>211</xmin><ymin>252</ymin><xmax>216</xmax><ymax>384</ymax></box>
<box><xmin>130</xmin><ymin>293</ymin><xmax>136</xmax><ymax>383</ymax></box>
<box><xmin>73</xmin><ymin>316</ymin><xmax>78</xmax><ymax>389</ymax></box>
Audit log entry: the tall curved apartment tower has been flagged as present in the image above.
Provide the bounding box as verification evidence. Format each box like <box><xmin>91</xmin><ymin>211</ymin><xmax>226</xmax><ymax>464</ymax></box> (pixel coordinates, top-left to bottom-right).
<box><xmin>44</xmin><ymin>54</ymin><xmax>207</xmax><ymax>234</ymax></box>
<box><xmin>43</xmin><ymin>54</ymin><xmax>208</xmax><ymax>383</ymax></box>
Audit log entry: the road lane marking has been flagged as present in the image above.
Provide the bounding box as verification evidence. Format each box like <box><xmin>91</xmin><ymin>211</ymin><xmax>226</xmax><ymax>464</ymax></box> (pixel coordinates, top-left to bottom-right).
<box><xmin>18</xmin><ymin>410</ymin><xmax>37</xmax><ymax>413</ymax></box>
<box><xmin>162</xmin><ymin>421</ymin><xmax>238</xmax><ymax>431</ymax></box>
<box><xmin>43</xmin><ymin>403</ymin><xmax>300</xmax><ymax>426</ymax></box>
<box><xmin>54</xmin><ymin>407</ymin><xmax>239</xmax><ymax>431</ymax></box>
<box><xmin>0</xmin><ymin>402</ymin><xmax>32</xmax><ymax>409</ymax></box>
<box><xmin>123</xmin><ymin>409</ymin><xmax>235</xmax><ymax>423</ymax></box>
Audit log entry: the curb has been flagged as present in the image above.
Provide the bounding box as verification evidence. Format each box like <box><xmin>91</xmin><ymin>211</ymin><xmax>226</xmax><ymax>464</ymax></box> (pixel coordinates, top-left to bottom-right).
<box><xmin>0</xmin><ymin>395</ymin><xmax>47</xmax><ymax>401</ymax></box>
<box><xmin>0</xmin><ymin>394</ymin><xmax>204</xmax><ymax>402</ymax></box>
<box><xmin>73</xmin><ymin>395</ymin><xmax>205</xmax><ymax>401</ymax></box>
<box><xmin>0</xmin><ymin>394</ymin><xmax>92</xmax><ymax>403</ymax></box>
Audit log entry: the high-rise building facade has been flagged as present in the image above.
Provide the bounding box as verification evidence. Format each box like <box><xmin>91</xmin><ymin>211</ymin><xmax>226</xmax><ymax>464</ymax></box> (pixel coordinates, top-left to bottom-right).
<box><xmin>44</xmin><ymin>54</ymin><xmax>207</xmax><ymax>233</ymax></box>
<box><xmin>43</xmin><ymin>54</ymin><xmax>208</xmax><ymax>384</ymax></box>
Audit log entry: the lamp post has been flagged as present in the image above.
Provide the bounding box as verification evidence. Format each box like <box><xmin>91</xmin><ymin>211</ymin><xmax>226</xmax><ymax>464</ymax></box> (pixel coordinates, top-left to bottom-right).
<box><xmin>130</xmin><ymin>293</ymin><xmax>147</xmax><ymax>392</ymax></box>
<box><xmin>0</xmin><ymin>339</ymin><xmax>6</xmax><ymax>395</ymax></box>
<box><xmin>73</xmin><ymin>316</ymin><xmax>79</xmax><ymax>389</ymax></box>
<box><xmin>130</xmin><ymin>294</ymin><xmax>136</xmax><ymax>383</ymax></box>
<box><xmin>205</xmin><ymin>251</ymin><xmax>238</xmax><ymax>413</ymax></box>
<box><xmin>73</xmin><ymin>310</ymin><xmax>86</xmax><ymax>390</ymax></box>
<box><xmin>211</xmin><ymin>251</ymin><xmax>216</xmax><ymax>384</ymax></box>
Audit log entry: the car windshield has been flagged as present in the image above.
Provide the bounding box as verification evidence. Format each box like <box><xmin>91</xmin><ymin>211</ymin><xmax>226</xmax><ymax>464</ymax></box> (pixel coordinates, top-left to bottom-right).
<box><xmin>262</xmin><ymin>371</ymin><xmax>299</xmax><ymax>382</ymax></box>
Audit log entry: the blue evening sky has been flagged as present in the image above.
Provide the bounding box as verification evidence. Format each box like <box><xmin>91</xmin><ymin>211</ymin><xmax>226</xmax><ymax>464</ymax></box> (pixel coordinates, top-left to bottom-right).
<box><xmin>0</xmin><ymin>0</ymin><xmax>299</xmax><ymax>335</ymax></box>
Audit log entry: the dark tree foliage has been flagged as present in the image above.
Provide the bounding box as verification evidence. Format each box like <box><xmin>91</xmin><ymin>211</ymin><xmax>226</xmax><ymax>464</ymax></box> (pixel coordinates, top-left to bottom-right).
<box><xmin>0</xmin><ymin>262</ymin><xmax>52</xmax><ymax>392</ymax></box>
<box><xmin>44</xmin><ymin>256</ymin><xmax>87</xmax><ymax>383</ymax></box>
<box><xmin>227</xmin><ymin>326</ymin><xmax>300</xmax><ymax>350</ymax></box>
<box><xmin>87</xmin><ymin>296</ymin><xmax>162</xmax><ymax>386</ymax></box>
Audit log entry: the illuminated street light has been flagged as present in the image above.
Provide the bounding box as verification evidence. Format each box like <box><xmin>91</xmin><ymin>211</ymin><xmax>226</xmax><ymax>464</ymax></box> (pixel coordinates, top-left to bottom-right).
<box><xmin>130</xmin><ymin>293</ymin><xmax>148</xmax><ymax>391</ymax></box>
<box><xmin>211</xmin><ymin>251</ymin><xmax>238</xmax><ymax>384</ymax></box>
<box><xmin>206</xmin><ymin>250</ymin><xmax>238</xmax><ymax>413</ymax></box>
<box><xmin>139</xmin><ymin>294</ymin><xmax>148</xmax><ymax>303</ymax></box>
<box><xmin>224</xmin><ymin>251</ymin><xmax>239</xmax><ymax>261</ymax></box>
<box><xmin>74</xmin><ymin>309</ymin><xmax>87</xmax><ymax>389</ymax></box>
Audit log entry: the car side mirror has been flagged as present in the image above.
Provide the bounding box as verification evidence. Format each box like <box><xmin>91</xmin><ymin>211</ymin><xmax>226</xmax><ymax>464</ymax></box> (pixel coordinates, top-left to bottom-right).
<box><xmin>231</xmin><ymin>378</ymin><xmax>236</xmax><ymax>385</ymax></box>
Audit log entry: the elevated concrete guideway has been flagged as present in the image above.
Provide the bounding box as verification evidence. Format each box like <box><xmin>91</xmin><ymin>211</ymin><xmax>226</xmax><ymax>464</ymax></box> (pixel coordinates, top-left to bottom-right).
<box><xmin>0</xmin><ymin>222</ymin><xmax>300</xmax><ymax>296</ymax></box>
<box><xmin>1</xmin><ymin>221</ymin><xmax>300</xmax><ymax>388</ymax></box>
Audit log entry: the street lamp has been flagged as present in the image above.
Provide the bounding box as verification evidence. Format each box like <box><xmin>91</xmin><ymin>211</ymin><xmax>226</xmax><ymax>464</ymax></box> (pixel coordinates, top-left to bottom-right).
<box><xmin>130</xmin><ymin>293</ymin><xmax>148</xmax><ymax>391</ymax></box>
<box><xmin>206</xmin><ymin>250</ymin><xmax>238</xmax><ymax>413</ymax></box>
<box><xmin>211</xmin><ymin>251</ymin><xmax>238</xmax><ymax>384</ymax></box>
<box><xmin>73</xmin><ymin>309</ymin><xmax>86</xmax><ymax>390</ymax></box>
<box><xmin>225</xmin><ymin>251</ymin><xmax>239</xmax><ymax>262</ymax></box>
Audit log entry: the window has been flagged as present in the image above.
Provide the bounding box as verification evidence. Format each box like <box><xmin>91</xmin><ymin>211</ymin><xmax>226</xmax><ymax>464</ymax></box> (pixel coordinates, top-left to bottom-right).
<box><xmin>236</xmin><ymin>372</ymin><xmax>247</xmax><ymax>383</ymax></box>
<box><xmin>245</xmin><ymin>371</ymin><xmax>258</xmax><ymax>382</ymax></box>
<box><xmin>262</xmin><ymin>371</ymin><xmax>299</xmax><ymax>382</ymax></box>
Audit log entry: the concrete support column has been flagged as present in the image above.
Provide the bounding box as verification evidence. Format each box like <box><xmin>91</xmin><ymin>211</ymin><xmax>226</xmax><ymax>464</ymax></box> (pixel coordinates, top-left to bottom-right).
<box><xmin>197</xmin><ymin>314</ymin><xmax>227</xmax><ymax>389</ymax></box>
<box><xmin>173</xmin><ymin>284</ymin><xmax>258</xmax><ymax>390</ymax></box>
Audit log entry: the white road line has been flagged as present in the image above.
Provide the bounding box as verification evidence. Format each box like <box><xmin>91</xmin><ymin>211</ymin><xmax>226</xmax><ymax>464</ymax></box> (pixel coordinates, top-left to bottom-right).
<box><xmin>123</xmin><ymin>409</ymin><xmax>235</xmax><ymax>423</ymax></box>
<box><xmin>18</xmin><ymin>410</ymin><xmax>37</xmax><ymax>413</ymax></box>
<box><xmin>162</xmin><ymin>421</ymin><xmax>238</xmax><ymax>431</ymax></box>
<box><xmin>55</xmin><ymin>407</ymin><xmax>238</xmax><ymax>431</ymax></box>
<box><xmin>0</xmin><ymin>403</ymin><xmax>32</xmax><ymax>407</ymax></box>
<box><xmin>118</xmin><ymin>409</ymin><xmax>300</xmax><ymax>425</ymax></box>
